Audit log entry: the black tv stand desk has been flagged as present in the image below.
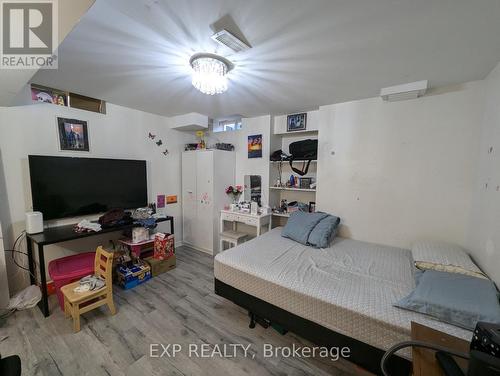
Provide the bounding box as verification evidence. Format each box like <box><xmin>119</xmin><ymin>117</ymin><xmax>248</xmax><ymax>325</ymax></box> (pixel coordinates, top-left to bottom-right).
<box><xmin>26</xmin><ymin>216</ymin><xmax>174</xmax><ymax>317</ymax></box>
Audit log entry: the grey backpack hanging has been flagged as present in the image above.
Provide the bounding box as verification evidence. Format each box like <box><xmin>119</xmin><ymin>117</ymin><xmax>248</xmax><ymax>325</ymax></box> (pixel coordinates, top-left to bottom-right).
<box><xmin>288</xmin><ymin>139</ymin><xmax>318</xmax><ymax>176</ymax></box>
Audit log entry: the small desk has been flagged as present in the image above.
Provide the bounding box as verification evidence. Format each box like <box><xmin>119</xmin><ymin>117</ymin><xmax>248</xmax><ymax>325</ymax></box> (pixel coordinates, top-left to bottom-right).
<box><xmin>26</xmin><ymin>216</ymin><xmax>174</xmax><ymax>317</ymax></box>
<box><xmin>220</xmin><ymin>210</ymin><xmax>271</xmax><ymax>238</ymax></box>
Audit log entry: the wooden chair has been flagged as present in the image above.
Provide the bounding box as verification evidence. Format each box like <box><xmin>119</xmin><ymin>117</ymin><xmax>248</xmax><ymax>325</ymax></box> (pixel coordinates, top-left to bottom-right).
<box><xmin>61</xmin><ymin>246</ymin><xmax>116</xmax><ymax>332</ymax></box>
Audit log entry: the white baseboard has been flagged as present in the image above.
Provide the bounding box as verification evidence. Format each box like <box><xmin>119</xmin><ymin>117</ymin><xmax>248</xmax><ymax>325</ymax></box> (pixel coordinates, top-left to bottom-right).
<box><xmin>181</xmin><ymin>241</ymin><xmax>213</xmax><ymax>255</ymax></box>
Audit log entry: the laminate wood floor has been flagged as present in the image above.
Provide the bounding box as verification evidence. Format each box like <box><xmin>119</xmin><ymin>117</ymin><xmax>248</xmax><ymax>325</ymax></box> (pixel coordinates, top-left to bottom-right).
<box><xmin>0</xmin><ymin>247</ymin><xmax>371</xmax><ymax>376</ymax></box>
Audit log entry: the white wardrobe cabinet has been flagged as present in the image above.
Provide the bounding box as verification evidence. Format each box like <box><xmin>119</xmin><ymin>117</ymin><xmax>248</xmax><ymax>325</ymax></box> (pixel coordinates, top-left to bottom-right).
<box><xmin>182</xmin><ymin>150</ymin><xmax>235</xmax><ymax>254</ymax></box>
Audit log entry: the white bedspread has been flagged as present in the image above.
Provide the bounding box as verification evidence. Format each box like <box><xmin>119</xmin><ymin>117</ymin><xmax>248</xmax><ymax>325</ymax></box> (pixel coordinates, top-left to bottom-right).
<box><xmin>214</xmin><ymin>228</ymin><xmax>472</xmax><ymax>356</ymax></box>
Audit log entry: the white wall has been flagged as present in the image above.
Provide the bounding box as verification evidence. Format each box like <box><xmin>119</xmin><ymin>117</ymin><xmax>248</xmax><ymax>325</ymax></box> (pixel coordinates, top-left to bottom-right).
<box><xmin>204</xmin><ymin>115</ymin><xmax>272</xmax><ymax>206</ymax></box>
<box><xmin>0</xmin><ymin>102</ymin><xmax>189</xmax><ymax>293</ymax></box>
<box><xmin>316</xmin><ymin>81</ymin><xmax>485</xmax><ymax>249</ymax></box>
<box><xmin>467</xmin><ymin>62</ymin><xmax>500</xmax><ymax>284</ymax></box>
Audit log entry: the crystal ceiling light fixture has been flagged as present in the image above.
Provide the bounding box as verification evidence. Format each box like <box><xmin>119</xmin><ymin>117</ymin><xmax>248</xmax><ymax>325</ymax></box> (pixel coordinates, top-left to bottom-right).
<box><xmin>189</xmin><ymin>53</ymin><xmax>233</xmax><ymax>95</ymax></box>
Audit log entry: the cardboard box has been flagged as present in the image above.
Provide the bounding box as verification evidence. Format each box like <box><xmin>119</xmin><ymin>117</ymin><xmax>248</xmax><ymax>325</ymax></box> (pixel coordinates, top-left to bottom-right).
<box><xmin>153</xmin><ymin>233</ymin><xmax>175</xmax><ymax>260</ymax></box>
<box><xmin>145</xmin><ymin>255</ymin><xmax>176</xmax><ymax>277</ymax></box>
<box><xmin>115</xmin><ymin>260</ymin><xmax>152</xmax><ymax>289</ymax></box>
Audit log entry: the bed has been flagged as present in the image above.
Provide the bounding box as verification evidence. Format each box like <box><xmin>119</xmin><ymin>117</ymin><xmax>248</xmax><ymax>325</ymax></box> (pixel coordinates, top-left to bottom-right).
<box><xmin>214</xmin><ymin>228</ymin><xmax>472</xmax><ymax>375</ymax></box>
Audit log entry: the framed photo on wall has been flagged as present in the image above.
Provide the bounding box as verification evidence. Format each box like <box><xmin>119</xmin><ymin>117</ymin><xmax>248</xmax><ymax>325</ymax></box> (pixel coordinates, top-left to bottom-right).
<box><xmin>57</xmin><ymin>117</ymin><xmax>90</xmax><ymax>151</ymax></box>
<box><xmin>248</xmin><ymin>134</ymin><xmax>262</xmax><ymax>158</ymax></box>
<box><xmin>287</xmin><ymin>113</ymin><xmax>307</xmax><ymax>132</ymax></box>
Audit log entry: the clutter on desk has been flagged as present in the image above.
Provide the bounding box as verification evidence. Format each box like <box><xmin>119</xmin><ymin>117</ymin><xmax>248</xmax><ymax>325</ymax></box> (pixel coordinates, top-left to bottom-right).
<box><xmin>98</xmin><ymin>208</ymin><xmax>132</xmax><ymax>228</ymax></box>
<box><xmin>133</xmin><ymin>217</ymin><xmax>157</xmax><ymax>230</ymax></box>
<box><xmin>227</xmin><ymin>201</ymin><xmax>266</xmax><ymax>215</ymax></box>
<box><xmin>74</xmin><ymin>219</ymin><xmax>102</xmax><ymax>233</ymax></box>
<box><xmin>132</xmin><ymin>207</ymin><xmax>153</xmax><ymax>220</ymax></box>
<box><xmin>72</xmin><ymin>205</ymin><xmax>164</xmax><ymax>234</ymax></box>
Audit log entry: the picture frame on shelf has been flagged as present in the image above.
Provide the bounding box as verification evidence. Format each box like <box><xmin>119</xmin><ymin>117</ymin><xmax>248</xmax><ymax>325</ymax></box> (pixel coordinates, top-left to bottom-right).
<box><xmin>57</xmin><ymin>117</ymin><xmax>90</xmax><ymax>152</ymax></box>
<box><xmin>287</xmin><ymin>113</ymin><xmax>307</xmax><ymax>132</ymax></box>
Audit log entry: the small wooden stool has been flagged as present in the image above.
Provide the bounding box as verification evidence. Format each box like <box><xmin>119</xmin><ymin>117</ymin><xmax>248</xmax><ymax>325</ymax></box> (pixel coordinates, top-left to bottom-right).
<box><xmin>219</xmin><ymin>230</ymin><xmax>248</xmax><ymax>253</ymax></box>
<box><xmin>61</xmin><ymin>246</ymin><xmax>116</xmax><ymax>332</ymax></box>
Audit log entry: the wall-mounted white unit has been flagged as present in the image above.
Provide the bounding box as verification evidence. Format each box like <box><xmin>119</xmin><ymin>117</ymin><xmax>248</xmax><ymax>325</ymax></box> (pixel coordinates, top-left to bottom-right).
<box><xmin>380</xmin><ymin>80</ymin><xmax>428</xmax><ymax>102</ymax></box>
<box><xmin>182</xmin><ymin>150</ymin><xmax>235</xmax><ymax>254</ymax></box>
<box><xmin>0</xmin><ymin>222</ymin><xmax>10</xmax><ymax>309</ymax></box>
<box><xmin>171</xmin><ymin>112</ymin><xmax>210</xmax><ymax>131</ymax></box>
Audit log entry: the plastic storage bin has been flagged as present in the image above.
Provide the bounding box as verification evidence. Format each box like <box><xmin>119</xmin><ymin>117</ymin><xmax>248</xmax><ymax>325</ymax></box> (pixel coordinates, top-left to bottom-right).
<box><xmin>48</xmin><ymin>252</ymin><xmax>95</xmax><ymax>311</ymax></box>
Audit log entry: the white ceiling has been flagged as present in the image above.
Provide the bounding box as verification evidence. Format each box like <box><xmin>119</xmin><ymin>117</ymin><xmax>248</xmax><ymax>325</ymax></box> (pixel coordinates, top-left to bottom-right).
<box><xmin>32</xmin><ymin>0</ymin><xmax>500</xmax><ymax>118</ymax></box>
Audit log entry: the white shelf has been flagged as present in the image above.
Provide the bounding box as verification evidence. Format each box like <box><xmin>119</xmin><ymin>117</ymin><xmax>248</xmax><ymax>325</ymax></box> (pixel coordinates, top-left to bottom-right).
<box><xmin>272</xmin><ymin>212</ymin><xmax>290</xmax><ymax>218</ymax></box>
<box><xmin>270</xmin><ymin>160</ymin><xmax>317</xmax><ymax>164</ymax></box>
<box><xmin>276</xmin><ymin>130</ymin><xmax>319</xmax><ymax>136</ymax></box>
<box><xmin>269</xmin><ymin>187</ymin><xmax>316</xmax><ymax>192</ymax></box>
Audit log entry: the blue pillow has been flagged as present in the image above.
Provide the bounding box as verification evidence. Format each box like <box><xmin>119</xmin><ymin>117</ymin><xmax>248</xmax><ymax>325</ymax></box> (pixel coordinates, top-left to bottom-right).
<box><xmin>281</xmin><ymin>212</ymin><xmax>328</xmax><ymax>245</ymax></box>
<box><xmin>395</xmin><ymin>270</ymin><xmax>500</xmax><ymax>330</ymax></box>
<box><xmin>308</xmin><ymin>215</ymin><xmax>340</xmax><ymax>248</ymax></box>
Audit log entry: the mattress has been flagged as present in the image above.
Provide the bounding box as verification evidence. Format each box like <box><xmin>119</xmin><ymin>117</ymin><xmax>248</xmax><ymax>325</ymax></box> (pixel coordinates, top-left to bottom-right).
<box><xmin>214</xmin><ymin>228</ymin><xmax>472</xmax><ymax>357</ymax></box>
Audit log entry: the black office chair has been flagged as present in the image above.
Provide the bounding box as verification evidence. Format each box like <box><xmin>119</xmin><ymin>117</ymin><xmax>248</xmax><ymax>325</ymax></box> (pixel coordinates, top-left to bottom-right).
<box><xmin>0</xmin><ymin>354</ymin><xmax>21</xmax><ymax>376</ymax></box>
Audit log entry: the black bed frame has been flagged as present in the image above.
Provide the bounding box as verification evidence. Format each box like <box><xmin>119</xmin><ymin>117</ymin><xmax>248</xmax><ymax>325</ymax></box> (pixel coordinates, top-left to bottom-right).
<box><xmin>215</xmin><ymin>279</ymin><xmax>411</xmax><ymax>376</ymax></box>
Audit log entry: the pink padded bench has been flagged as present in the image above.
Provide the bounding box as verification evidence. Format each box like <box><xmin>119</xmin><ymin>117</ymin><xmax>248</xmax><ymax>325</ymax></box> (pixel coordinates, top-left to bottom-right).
<box><xmin>48</xmin><ymin>252</ymin><xmax>95</xmax><ymax>311</ymax></box>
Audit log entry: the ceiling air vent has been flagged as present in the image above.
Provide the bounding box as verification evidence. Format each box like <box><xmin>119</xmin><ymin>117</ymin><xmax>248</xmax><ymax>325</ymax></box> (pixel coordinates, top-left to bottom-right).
<box><xmin>211</xmin><ymin>29</ymin><xmax>250</xmax><ymax>53</ymax></box>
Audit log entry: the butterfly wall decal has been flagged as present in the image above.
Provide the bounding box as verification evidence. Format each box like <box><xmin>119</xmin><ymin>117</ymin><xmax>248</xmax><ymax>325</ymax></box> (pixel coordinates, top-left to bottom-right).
<box><xmin>148</xmin><ymin>132</ymin><xmax>156</xmax><ymax>140</ymax></box>
<box><xmin>162</xmin><ymin>149</ymin><xmax>169</xmax><ymax>156</ymax></box>
<box><xmin>156</xmin><ymin>140</ymin><xmax>163</xmax><ymax>146</ymax></box>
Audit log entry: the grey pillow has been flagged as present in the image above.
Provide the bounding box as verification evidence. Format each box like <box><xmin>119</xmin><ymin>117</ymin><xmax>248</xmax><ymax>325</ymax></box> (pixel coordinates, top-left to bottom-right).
<box><xmin>395</xmin><ymin>270</ymin><xmax>500</xmax><ymax>330</ymax></box>
<box><xmin>281</xmin><ymin>212</ymin><xmax>328</xmax><ymax>245</ymax></box>
<box><xmin>308</xmin><ymin>215</ymin><xmax>340</xmax><ymax>248</ymax></box>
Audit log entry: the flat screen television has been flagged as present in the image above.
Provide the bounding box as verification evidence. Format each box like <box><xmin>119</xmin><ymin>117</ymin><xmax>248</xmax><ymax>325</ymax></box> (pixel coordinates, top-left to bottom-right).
<box><xmin>28</xmin><ymin>155</ymin><xmax>148</xmax><ymax>220</ymax></box>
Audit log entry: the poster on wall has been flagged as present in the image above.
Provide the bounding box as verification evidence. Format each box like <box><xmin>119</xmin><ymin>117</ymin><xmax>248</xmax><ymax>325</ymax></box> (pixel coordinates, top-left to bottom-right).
<box><xmin>57</xmin><ymin>117</ymin><xmax>90</xmax><ymax>152</ymax></box>
<box><xmin>248</xmin><ymin>134</ymin><xmax>262</xmax><ymax>158</ymax></box>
